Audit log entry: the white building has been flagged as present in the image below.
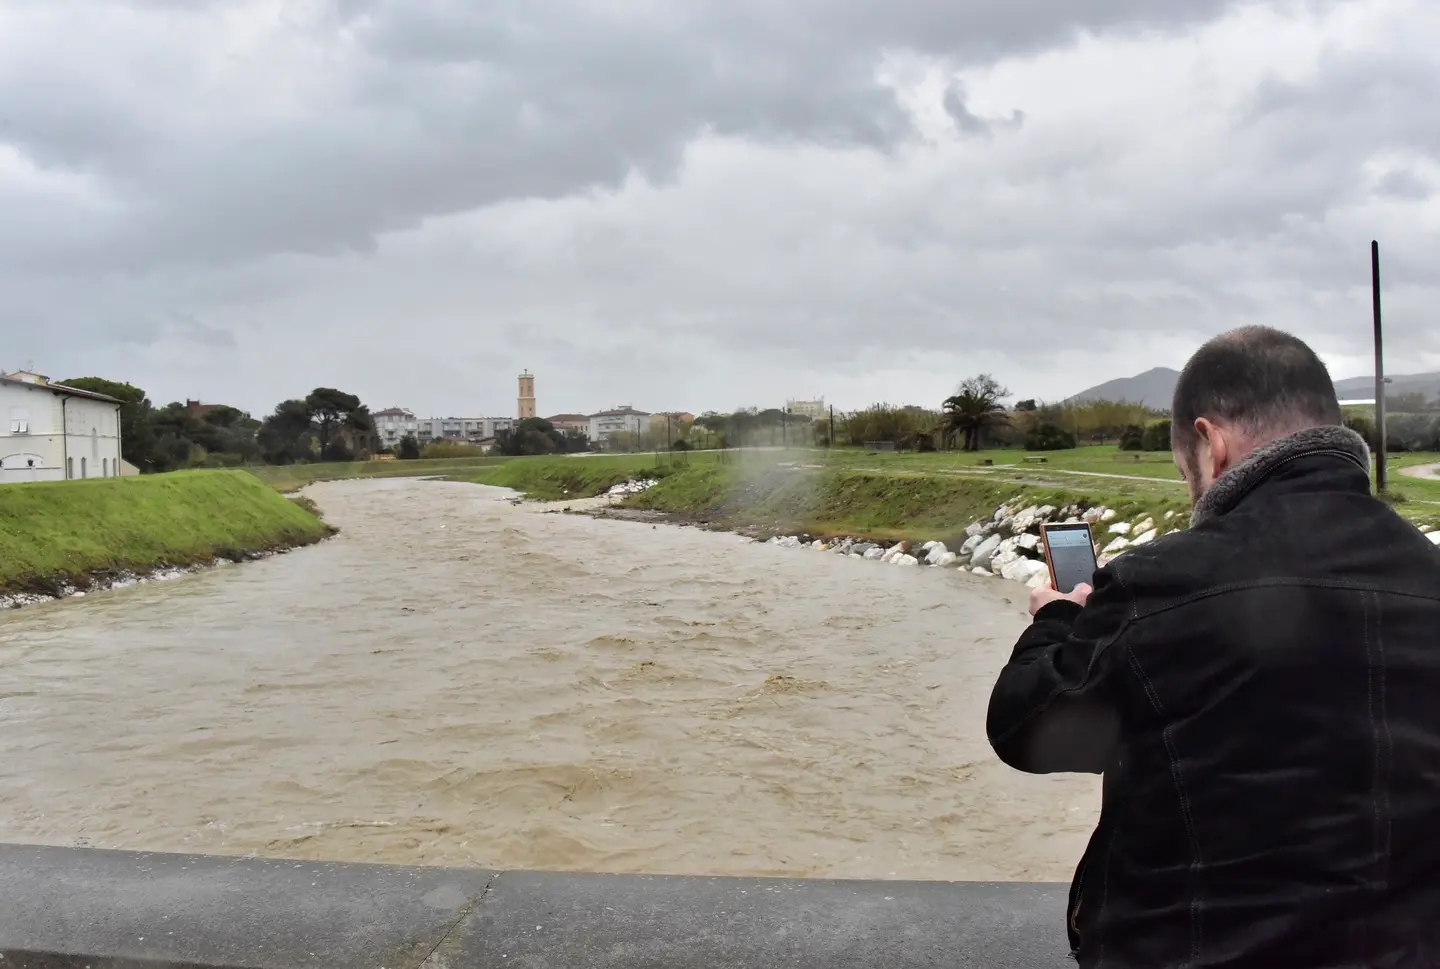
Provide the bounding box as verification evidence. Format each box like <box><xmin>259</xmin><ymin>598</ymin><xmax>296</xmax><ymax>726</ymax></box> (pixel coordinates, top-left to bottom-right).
<box><xmin>374</xmin><ymin>410</ymin><xmax>516</xmax><ymax>449</ymax></box>
<box><xmin>588</xmin><ymin>406</ymin><xmax>651</xmax><ymax>445</ymax></box>
<box><xmin>412</xmin><ymin>417</ymin><xmax>515</xmax><ymax>445</ymax></box>
<box><xmin>373</xmin><ymin>408</ymin><xmax>419</xmax><ymax>449</ymax></box>
<box><xmin>1</xmin><ymin>371</ymin><xmax>124</xmax><ymax>484</ymax></box>
<box><xmin>786</xmin><ymin>398</ymin><xmax>826</xmax><ymax>421</ymax></box>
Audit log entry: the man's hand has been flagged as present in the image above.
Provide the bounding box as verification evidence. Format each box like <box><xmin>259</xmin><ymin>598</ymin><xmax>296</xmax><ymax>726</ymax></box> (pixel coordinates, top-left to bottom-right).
<box><xmin>1028</xmin><ymin>582</ymin><xmax>1092</xmax><ymax>617</ymax></box>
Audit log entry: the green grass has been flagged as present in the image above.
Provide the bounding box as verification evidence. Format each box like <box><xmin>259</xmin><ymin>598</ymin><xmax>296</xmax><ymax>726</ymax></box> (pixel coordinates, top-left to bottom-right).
<box><xmin>828</xmin><ymin>445</ymin><xmax>1188</xmax><ymax>480</ymax></box>
<box><xmin>239</xmin><ymin>443</ymin><xmax>1440</xmax><ymax>542</ymax></box>
<box><xmin>446</xmin><ymin>452</ymin><xmax>729</xmax><ymax>500</ymax></box>
<box><xmin>621</xmin><ymin>457</ymin><xmax>1191</xmax><ymax>543</ymax></box>
<box><xmin>248</xmin><ymin>456</ymin><xmax>514</xmax><ymax>492</ymax></box>
<box><xmin>0</xmin><ymin>470</ymin><xmax>333</xmax><ymax>595</ymax></box>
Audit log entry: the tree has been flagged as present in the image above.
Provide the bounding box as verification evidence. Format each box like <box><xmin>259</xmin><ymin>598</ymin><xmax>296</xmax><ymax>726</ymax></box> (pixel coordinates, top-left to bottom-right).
<box><xmin>939</xmin><ymin>375</ymin><xmax>1011</xmax><ymax>452</ymax></box>
<box><xmin>305</xmin><ymin>388</ymin><xmax>365</xmax><ymax>461</ymax></box>
<box><xmin>60</xmin><ymin>377</ymin><xmax>159</xmax><ymax>470</ymax></box>
<box><xmin>1119</xmin><ymin>424</ymin><xmax>1146</xmax><ymax>451</ymax></box>
<box><xmin>1387</xmin><ymin>392</ymin><xmax>1429</xmax><ymax>415</ymax></box>
<box><xmin>841</xmin><ymin>404</ymin><xmax>939</xmax><ymax>448</ymax></box>
<box><xmin>258</xmin><ymin>399</ymin><xmax>315</xmax><ymax>465</ymax></box>
<box><xmin>1025</xmin><ymin>423</ymin><xmax>1077</xmax><ymax>451</ymax></box>
<box><xmin>1014</xmin><ymin>399</ymin><xmax>1038</xmax><ymax>412</ymax></box>
<box><xmin>397</xmin><ymin>434</ymin><xmax>421</xmax><ymax>460</ymax></box>
<box><xmin>1142</xmin><ymin>419</ymin><xmax>1172</xmax><ymax>452</ymax></box>
<box><xmin>496</xmin><ymin>417</ymin><xmax>565</xmax><ymax>456</ymax></box>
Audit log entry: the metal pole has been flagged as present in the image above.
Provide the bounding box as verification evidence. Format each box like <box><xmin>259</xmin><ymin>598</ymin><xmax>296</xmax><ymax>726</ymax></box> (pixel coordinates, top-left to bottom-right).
<box><xmin>1372</xmin><ymin>240</ymin><xmax>1387</xmax><ymax>494</ymax></box>
<box><xmin>829</xmin><ymin>405</ymin><xmax>835</xmax><ymax>449</ymax></box>
<box><xmin>782</xmin><ymin>407</ymin><xmax>788</xmax><ymax>449</ymax></box>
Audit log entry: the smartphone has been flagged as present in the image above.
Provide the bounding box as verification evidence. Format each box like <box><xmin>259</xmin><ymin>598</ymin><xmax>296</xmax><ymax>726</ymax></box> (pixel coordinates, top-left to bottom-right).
<box><xmin>1040</xmin><ymin>522</ymin><xmax>1098</xmax><ymax>594</ymax></box>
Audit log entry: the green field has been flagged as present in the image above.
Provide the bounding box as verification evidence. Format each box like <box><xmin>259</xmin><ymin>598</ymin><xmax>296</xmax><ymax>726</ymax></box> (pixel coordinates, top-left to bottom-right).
<box><xmin>0</xmin><ymin>470</ymin><xmax>333</xmax><ymax>596</ymax></box>
<box><xmin>243</xmin><ymin>444</ymin><xmax>1440</xmax><ymax>539</ymax></box>
<box><xmin>248</xmin><ymin>455</ymin><xmax>514</xmax><ymax>492</ymax></box>
<box><xmin>621</xmin><ymin>459</ymin><xmax>1192</xmax><ymax>543</ymax></box>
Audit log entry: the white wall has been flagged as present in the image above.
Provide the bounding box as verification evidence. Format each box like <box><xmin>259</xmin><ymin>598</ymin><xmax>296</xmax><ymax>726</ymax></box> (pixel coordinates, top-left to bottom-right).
<box><xmin>63</xmin><ymin>395</ymin><xmax>123</xmax><ymax>480</ymax></box>
<box><xmin>587</xmin><ymin>412</ymin><xmax>647</xmax><ymax>442</ymax></box>
<box><xmin>1</xmin><ymin>381</ymin><xmax>64</xmax><ymax>482</ymax></box>
<box><xmin>0</xmin><ymin>382</ymin><xmax>122</xmax><ymax>484</ymax></box>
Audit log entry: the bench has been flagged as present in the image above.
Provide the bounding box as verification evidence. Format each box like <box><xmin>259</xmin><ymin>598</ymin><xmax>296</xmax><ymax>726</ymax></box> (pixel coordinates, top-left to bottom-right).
<box><xmin>1023</xmin><ymin>456</ymin><xmax>1048</xmax><ymax>463</ymax></box>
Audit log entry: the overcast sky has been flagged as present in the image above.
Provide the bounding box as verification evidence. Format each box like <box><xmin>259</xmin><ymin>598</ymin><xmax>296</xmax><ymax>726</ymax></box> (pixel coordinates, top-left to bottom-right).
<box><xmin>3</xmin><ymin>0</ymin><xmax>1438</xmax><ymax>419</ymax></box>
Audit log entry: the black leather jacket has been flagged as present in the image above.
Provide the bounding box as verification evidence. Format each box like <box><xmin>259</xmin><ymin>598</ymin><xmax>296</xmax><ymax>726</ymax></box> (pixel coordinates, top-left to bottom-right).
<box><xmin>987</xmin><ymin>427</ymin><xmax>1440</xmax><ymax>968</ymax></box>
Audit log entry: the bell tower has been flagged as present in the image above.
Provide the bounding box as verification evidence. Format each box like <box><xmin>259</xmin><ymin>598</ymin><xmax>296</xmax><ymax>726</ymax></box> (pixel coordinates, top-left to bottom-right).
<box><xmin>517</xmin><ymin>371</ymin><xmax>536</xmax><ymax>419</ymax></box>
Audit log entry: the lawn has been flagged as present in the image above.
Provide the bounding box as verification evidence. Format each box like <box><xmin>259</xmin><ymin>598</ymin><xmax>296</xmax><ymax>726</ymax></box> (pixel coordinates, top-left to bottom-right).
<box><xmin>242</xmin><ymin>443</ymin><xmax>1440</xmax><ymax>525</ymax></box>
<box><xmin>248</xmin><ymin>455</ymin><xmax>515</xmax><ymax>492</ymax></box>
<box><xmin>0</xmin><ymin>470</ymin><xmax>332</xmax><ymax>594</ymax></box>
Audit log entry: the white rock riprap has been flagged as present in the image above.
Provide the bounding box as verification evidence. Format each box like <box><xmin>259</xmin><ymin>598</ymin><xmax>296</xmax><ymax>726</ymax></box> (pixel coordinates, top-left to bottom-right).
<box><xmin>0</xmin><ymin>553</ymin><xmax>272</xmax><ymax>611</ymax></box>
<box><xmin>753</xmin><ymin>496</ymin><xmax>1191</xmax><ymax>593</ymax></box>
<box><xmin>607</xmin><ymin>478</ymin><xmax>659</xmax><ymax>497</ymax></box>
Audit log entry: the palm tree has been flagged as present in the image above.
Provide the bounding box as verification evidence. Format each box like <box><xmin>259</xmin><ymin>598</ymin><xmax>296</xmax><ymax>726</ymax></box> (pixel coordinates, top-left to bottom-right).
<box><xmin>939</xmin><ymin>375</ymin><xmax>1011</xmax><ymax>452</ymax></box>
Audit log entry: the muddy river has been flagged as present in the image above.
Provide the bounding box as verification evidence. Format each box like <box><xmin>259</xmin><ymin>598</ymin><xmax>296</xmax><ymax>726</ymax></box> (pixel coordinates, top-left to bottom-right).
<box><xmin>0</xmin><ymin>478</ymin><xmax>1097</xmax><ymax>880</ymax></box>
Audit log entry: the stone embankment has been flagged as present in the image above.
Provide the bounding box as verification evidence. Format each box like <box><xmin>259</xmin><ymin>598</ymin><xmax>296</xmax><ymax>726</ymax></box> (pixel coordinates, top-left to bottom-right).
<box><xmin>0</xmin><ymin>551</ymin><xmax>289</xmax><ymax>610</ymax></box>
<box><xmin>763</xmin><ymin>499</ymin><xmax>1194</xmax><ymax>590</ymax></box>
<box><xmin>762</xmin><ymin>496</ymin><xmax>1440</xmax><ymax>590</ymax></box>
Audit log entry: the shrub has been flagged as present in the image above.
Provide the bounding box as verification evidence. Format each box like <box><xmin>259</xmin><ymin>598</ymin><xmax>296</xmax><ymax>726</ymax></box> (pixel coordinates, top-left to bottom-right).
<box><xmin>1025</xmin><ymin>423</ymin><xmax>1077</xmax><ymax>451</ymax></box>
<box><xmin>1343</xmin><ymin>414</ymin><xmax>1377</xmax><ymax>449</ymax></box>
<box><xmin>1142</xmin><ymin>419</ymin><xmax>1172</xmax><ymax>452</ymax></box>
<box><xmin>1384</xmin><ymin>413</ymin><xmax>1440</xmax><ymax>453</ymax></box>
<box><xmin>420</xmin><ymin>442</ymin><xmax>486</xmax><ymax>459</ymax></box>
<box><xmin>1118</xmin><ymin>424</ymin><xmax>1145</xmax><ymax>451</ymax></box>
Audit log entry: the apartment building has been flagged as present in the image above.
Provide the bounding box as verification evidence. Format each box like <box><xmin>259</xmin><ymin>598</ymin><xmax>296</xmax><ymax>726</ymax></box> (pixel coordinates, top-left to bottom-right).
<box><xmin>587</xmin><ymin>407</ymin><xmax>651</xmax><ymax>445</ymax></box>
<box><xmin>786</xmin><ymin>398</ymin><xmax>826</xmax><ymax>421</ymax></box>
<box><xmin>373</xmin><ymin>408</ymin><xmax>419</xmax><ymax>449</ymax></box>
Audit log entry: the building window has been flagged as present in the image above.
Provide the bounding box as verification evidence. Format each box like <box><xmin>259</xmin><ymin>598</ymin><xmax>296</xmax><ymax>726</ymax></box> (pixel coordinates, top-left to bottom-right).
<box><xmin>102</xmin><ymin>458</ymin><xmax>109</xmax><ymax>477</ymax></box>
<box><xmin>67</xmin><ymin>457</ymin><xmax>74</xmax><ymax>479</ymax></box>
<box><xmin>81</xmin><ymin>457</ymin><xmax>87</xmax><ymax>478</ymax></box>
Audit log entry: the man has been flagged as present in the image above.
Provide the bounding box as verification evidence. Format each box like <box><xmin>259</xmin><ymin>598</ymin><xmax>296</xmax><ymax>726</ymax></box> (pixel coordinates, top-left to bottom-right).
<box><xmin>987</xmin><ymin>326</ymin><xmax>1440</xmax><ymax>968</ymax></box>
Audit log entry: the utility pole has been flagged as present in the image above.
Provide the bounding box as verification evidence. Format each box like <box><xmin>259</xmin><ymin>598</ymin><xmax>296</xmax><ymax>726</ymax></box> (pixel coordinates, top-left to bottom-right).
<box><xmin>829</xmin><ymin>405</ymin><xmax>835</xmax><ymax>449</ymax></box>
<box><xmin>1372</xmin><ymin>240</ymin><xmax>1387</xmax><ymax>494</ymax></box>
<box><xmin>782</xmin><ymin>407</ymin><xmax>789</xmax><ymax>449</ymax></box>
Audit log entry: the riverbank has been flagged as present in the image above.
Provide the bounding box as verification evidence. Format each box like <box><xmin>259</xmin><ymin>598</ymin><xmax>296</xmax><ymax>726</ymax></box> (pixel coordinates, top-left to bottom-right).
<box><xmin>459</xmin><ymin>455</ymin><xmax>1440</xmax><ymax>588</ymax></box>
<box><xmin>0</xmin><ymin>470</ymin><xmax>333</xmax><ymax>607</ymax></box>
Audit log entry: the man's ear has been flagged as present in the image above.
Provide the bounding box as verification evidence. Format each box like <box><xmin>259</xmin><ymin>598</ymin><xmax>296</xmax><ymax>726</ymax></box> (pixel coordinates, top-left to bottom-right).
<box><xmin>1195</xmin><ymin>417</ymin><xmax>1230</xmax><ymax>477</ymax></box>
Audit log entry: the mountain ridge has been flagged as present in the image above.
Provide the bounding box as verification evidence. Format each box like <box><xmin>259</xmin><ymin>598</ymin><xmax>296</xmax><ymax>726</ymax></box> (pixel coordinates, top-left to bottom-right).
<box><xmin>1066</xmin><ymin>368</ymin><xmax>1440</xmax><ymax>410</ymax></box>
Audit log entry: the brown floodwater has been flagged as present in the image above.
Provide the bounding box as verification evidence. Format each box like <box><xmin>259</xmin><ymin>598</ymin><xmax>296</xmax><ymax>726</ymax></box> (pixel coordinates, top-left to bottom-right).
<box><xmin>0</xmin><ymin>478</ymin><xmax>1098</xmax><ymax>880</ymax></box>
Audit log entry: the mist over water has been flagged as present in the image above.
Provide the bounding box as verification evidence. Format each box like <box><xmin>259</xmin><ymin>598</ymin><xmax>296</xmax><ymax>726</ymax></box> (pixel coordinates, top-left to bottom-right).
<box><xmin>0</xmin><ymin>478</ymin><xmax>1097</xmax><ymax>880</ymax></box>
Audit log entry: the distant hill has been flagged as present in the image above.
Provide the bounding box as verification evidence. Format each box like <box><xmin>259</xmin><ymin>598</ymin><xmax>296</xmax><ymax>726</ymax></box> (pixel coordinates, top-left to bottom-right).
<box><xmin>1332</xmin><ymin>372</ymin><xmax>1440</xmax><ymax>402</ymax></box>
<box><xmin>1066</xmin><ymin>367</ymin><xmax>1180</xmax><ymax>409</ymax></box>
<box><xmin>1068</xmin><ymin>367</ymin><xmax>1440</xmax><ymax>410</ymax></box>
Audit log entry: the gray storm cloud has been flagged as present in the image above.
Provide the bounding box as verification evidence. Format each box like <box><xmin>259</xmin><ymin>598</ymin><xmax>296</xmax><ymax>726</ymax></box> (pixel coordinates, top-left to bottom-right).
<box><xmin>0</xmin><ymin>0</ymin><xmax>1437</xmax><ymax>416</ymax></box>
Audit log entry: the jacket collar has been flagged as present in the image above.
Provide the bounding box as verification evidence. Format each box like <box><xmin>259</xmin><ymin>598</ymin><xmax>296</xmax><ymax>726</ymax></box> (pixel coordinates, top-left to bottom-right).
<box><xmin>1190</xmin><ymin>425</ymin><xmax>1371</xmax><ymax>528</ymax></box>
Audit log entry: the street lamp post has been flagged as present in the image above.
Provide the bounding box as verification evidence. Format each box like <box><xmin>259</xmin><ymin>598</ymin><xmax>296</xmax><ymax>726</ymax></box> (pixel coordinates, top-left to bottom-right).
<box><xmin>1372</xmin><ymin>240</ymin><xmax>1387</xmax><ymax>494</ymax></box>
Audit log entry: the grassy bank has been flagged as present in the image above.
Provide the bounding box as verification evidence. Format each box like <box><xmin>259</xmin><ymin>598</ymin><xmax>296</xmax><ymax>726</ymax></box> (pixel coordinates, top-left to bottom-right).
<box><xmin>0</xmin><ymin>470</ymin><xmax>333</xmax><ymax>596</ymax></box>
<box><xmin>242</xmin><ymin>443</ymin><xmax>1440</xmax><ymax>542</ymax></box>
<box><xmin>622</xmin><ymin>461</ymin><xmax>1192</xmax><ymax>543</ymax></box>
<box><xmin>249</xmin><ymin>456</ymin><xmax>514</xmax><ymax>493</ymax></box>
<box><xmin>446</xmin><ymin>453</ymin><xmax>726</xmax><ymax>500</ymax></box>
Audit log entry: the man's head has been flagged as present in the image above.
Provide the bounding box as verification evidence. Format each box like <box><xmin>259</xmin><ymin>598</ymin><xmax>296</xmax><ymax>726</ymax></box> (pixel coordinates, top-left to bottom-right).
<box><xmin>1172</xmin><ymin>326</ymin><xmax>1342</xmax><ymax>502</ymax></box>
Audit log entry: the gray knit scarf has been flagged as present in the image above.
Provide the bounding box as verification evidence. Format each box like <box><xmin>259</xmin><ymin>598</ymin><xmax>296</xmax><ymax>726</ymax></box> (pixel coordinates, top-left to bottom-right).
<box><xmin>1190</xmin><ymin>425</ymin><xmax>1371</xmax><ymax>528</ymax></box>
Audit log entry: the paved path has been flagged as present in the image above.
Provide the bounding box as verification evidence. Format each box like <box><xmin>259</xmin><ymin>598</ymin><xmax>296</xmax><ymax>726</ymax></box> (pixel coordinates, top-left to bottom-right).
<box><xmin>1401</xmin><ymin>462</ymin><xmax>1440</xmax><ymax>480</ymax></box>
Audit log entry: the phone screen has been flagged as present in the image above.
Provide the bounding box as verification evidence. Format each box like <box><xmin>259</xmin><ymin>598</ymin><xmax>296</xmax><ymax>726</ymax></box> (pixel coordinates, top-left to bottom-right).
<box><xmin>1044</xmin><ymin>524</ymin><xmax>1097</xmax><ymax>594</ymax></box>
